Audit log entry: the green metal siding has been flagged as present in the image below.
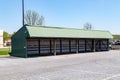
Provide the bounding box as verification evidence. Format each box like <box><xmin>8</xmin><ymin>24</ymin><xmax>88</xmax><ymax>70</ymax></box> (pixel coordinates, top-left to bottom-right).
<box><xmin>11</xmin><ymin>26</ymin><xmax>28</xmax><ymax>58</ymax></box>
<box><xmin>26</xmin><ymin>26</ymin><xmax>113</xmax><ymax>39</ymax></box>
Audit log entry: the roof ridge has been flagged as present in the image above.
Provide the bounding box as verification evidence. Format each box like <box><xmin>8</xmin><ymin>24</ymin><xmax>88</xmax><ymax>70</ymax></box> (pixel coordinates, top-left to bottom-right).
<box><xmin>26</xmin><ymin>25</ymin><xmax>110</xmax><ymax>32</ymax></box>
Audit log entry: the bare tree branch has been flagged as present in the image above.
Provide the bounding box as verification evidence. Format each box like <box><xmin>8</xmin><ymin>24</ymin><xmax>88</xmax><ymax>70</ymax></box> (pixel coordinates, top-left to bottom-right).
<box><xmin>83</xmin><ymin>22</ymin><xmax>93</xmax><ymax>30</ymax></box>
<box><xmin>24</xmin><ymin>10</ymin><xmax>45</xmax><ymax>26</ymax></box>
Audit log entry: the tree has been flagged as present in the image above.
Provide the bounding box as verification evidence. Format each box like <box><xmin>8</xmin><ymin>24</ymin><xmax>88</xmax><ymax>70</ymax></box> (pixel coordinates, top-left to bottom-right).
<box><xmin>24</xmin><ymin>10</ymin><xmax>45</xmax><ymax>26</ymax></box>
<box><xmin>3</xmin><ymin>31</ymin><xmax>11</xmax><ymax>43</ymax></box>
<box><xmin>83</xmin><ymin>22</ymin><xmax>93</xmax><ymax>30</ymax></box>
<box><xmin>112</xmin><ymin>34</ymin><xmax>120</xmax><ymax>42</ymax></box>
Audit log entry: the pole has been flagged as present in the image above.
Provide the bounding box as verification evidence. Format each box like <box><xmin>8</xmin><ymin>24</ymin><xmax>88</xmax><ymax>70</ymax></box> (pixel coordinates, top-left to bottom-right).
<box><xmin>22</xmin><ymin>0</ymin><xmax>24</xmax><ymax>26</ymax></box>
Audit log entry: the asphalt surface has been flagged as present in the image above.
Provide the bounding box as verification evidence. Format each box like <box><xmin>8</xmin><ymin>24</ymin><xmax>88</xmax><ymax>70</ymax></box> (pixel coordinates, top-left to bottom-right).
<box><xmin>0</xmin><ymin>50</ymin><xmax>120</xmax><ymax>80</ymax></box>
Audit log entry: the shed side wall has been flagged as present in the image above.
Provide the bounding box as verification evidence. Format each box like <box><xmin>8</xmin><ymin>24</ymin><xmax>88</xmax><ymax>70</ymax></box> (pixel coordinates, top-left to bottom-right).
<box><xmin>11</xmin><ymin>27</ymin><xmax>28</xmax><ymax>58</ymax></box>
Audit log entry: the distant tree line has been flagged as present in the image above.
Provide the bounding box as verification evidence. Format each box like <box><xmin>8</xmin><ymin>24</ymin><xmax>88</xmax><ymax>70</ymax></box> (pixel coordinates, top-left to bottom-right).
<box><xmin>3</xmin><ymin>31</ymin><xmax>12</xmax><ymax>43</ymax></box>
<box><xmin>112</xmin><ymin>34</ymin><xmax>120</xmax><ymax>41</ymax></box>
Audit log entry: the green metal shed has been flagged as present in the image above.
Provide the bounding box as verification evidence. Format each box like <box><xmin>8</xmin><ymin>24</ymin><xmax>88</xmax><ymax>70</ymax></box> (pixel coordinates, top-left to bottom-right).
<box><xmin>11</xmin><ymin>25</ymin><xmax>113</xmax><ymax>58</ymax></box>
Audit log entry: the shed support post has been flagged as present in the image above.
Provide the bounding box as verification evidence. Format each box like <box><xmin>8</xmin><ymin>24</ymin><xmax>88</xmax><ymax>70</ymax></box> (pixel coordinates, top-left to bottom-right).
<box><xmin>99</xmin><ymin>40</ymin><xmax>101</xmax><ymax>51</ymax></box>
<box><xmin>107</xmin><ymin>39</ymin><xmax>109</xmax><ymax>51</ymax></box>
<box><xmin>60</xmin><ymin>40</ymin><xmax>62</xmax><ymax>53</ymax></box>
<box><xmin>50</xmin><ymin>40</ymin><xmax>52</xmax><ymax>54</ymax></box>
<box><xmin>69</xmin><ymin>40</ymin><xmax>71</xmax><ymax>53</ymax></box>
<box><xmin>38</xmin><ymin>40</ymin><xmax>40</xmax><ymax>55</ymax></box>
<box><xmin>85</xmin><ymin>40</ymin><xmax>87</xmax><ymax>52</ymax></box>
<box><xmin>76</xmin><ymin>40</ymin><xmax>78</xmax><ymax>53</ymax></box>
<box><xmin>53</xmin><ymin>39</ymin><xmax>56</xmax><ymax>56</ymax></box>
<box><xmin>93</xmin><ymin>39</ymin><xmax>96</xmax><ymax>52</ymax></box>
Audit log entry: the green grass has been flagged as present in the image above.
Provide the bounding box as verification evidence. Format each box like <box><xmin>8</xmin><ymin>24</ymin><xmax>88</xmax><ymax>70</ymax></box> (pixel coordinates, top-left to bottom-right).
<box><xmin>0</xmin><ymin>48</ymin><xmax>11</xmax><ymax>55</ymax></box>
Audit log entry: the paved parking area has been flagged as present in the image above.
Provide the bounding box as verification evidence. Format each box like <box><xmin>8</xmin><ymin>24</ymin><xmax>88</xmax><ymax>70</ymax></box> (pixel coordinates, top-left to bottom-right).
<box><xmin>0</xmin><ymin>50</ymin><xmax>120</xmax><ymax>80</ymax></box>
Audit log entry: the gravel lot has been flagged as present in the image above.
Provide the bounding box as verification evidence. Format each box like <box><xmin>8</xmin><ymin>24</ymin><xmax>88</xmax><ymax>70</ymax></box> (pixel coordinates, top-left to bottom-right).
<box><xmin>0</xmin><ymin>50</ymin><xmax>120</xmax><ymax>80</ymax></box>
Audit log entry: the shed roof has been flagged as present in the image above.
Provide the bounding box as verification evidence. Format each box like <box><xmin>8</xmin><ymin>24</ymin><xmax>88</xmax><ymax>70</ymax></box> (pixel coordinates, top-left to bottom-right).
<box><xmin>25</xmin><ymin>25</ymin><xmax>113</xmax><ymax>39</ymax></box>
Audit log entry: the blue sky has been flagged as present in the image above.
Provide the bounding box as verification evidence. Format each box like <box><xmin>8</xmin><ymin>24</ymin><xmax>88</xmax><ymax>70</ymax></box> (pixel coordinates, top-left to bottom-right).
<box><xmin>0</xmin><ymin>0</ymin><xmax>120</xmax><ymax>34</ymax></box>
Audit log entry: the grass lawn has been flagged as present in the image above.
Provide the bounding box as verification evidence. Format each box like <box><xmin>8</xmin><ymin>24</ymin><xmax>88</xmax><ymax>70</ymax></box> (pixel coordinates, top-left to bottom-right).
<box><xmin>0</xmin><ymin>48</ymin><xmax>11</xmax><ymax>55</ymax></box>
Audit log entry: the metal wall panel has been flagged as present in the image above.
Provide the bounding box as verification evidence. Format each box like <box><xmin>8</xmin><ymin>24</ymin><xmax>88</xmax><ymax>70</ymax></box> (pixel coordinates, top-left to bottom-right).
<box><xmin>56</xmin><ymin>40</ymin><xmax>61</xmax><ymax>53</ymax></box>
<box><xmin>86</xmin><ymin>40</ymin><xmax>92</xmax><ymax>52</ymax></box>
<box><xmin>11</xmin><ymin>27</ymin><xmax>28</xmax><ymax>58</ymax></box>
<box><xmin>71</xmin><ymin>40</ymin><xmax>76</xmax><ymax>53</ymax></box>
<box><xmin>95</xmin><ymin>40</ymin><xmax>100</xmax><ymax>51</ymax></box>
<box><xmin>101</xmin><ymin>40</ymin><xmax>108</xmax><ymax>51</ymax></box>
<box><xmin>27</xmin><ymin>40</ymin><xmax>39</xmax><ymax>55</ymax></box>
<box><xmin>95</xmin><ymin>39</ymin><xmax>108</xmax><ymax>51</ymax></box>
<box><xmin>40</xmin><ymin>40</ymin><xmax>51</xmax><ymax>54</ymax></box>
<box><xmin>61</xmin><ymin>40</ymin><xmax>69</xmax><ymax>53</ymax></box>
<box><xmin>78</xmin><ymin>40</ymin><xmax>85</xmax><ymax>52</ymax></box>
<box><xmin>26</xmin><ymin>38</ymin><xmax>109</xmax><ymax>57</ymax></box>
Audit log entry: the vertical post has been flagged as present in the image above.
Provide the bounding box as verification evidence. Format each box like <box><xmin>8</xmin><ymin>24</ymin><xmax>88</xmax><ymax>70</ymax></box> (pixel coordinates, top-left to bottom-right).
<box><xmin>85</xmin><ymin>40</ymin><xmax>87</xmax><ymax>52</ymax></box>
<box><xmin>69</xmin><ymin>40</ymin><xmax>71</xmax><ymax>53</ymax></box>
<box><xmin>99</xmin><ymin>40</ymin><xmax>101</xmax><ymax>51</ymax></box>
<box><xmin>22</xmin><ymin>0</ymin><xmax>24</xmax><ymax>26</ymax></box>
<box><xmin>77</xmin><ymin>40</ymin><xmax>79</xmax><ymax>53</ymax></box>
<box><xmin>38</xmin><ymin>40</ymin><xmax>40</xmax><ymax>55</ymax></box>
<box><xmin>50</xmin><ymin>40</ymin><xmax>52</xmax><ymax>54</ymax></box>
<box><xmin>93</xmin><ymin>39</ymin><xmax>96</xmax><ymax>52</ymax></box>
<box><xmin>53</xmin><ymin>39</ymin><xmax>56</xmax><ymax>56</ymax></box>
<box><xmin>92</xmin><ymin>40</ymin><xmax>94</xmax><ymax>52</ymax></box>
<box><xmin>76</xmin><ymin>40</ymin><xmax>78</xmax><ymax>53</ymax></box>
<box><xmin>107</xmin><ymin>39</ymin><xmax>109</xmax><ymax>51</ymax></box>
<box><xmin>60</xmin><ymin>40</ymin><xmax>62</xmax><ymax>53</ymax></box>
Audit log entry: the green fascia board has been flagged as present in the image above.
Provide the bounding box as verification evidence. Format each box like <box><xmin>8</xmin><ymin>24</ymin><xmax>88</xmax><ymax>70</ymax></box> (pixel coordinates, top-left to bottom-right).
<box><xmin>25</xmin><ymin>25</ymin><xmax>113</xmax><ymax>39</ymax></box>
